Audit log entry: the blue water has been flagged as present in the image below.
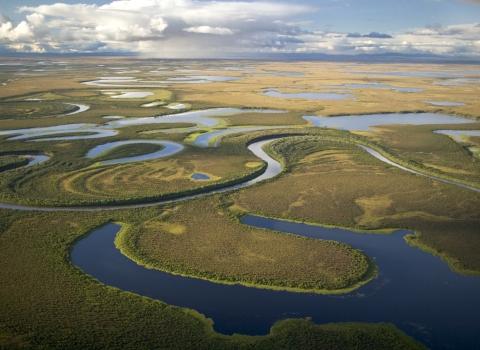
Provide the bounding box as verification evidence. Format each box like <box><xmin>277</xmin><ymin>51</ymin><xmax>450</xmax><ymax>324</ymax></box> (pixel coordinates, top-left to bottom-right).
<box><xmin>193</xmin><ymin>127</ymin><xmax>285</xmax><ymax>147</ymax></box>
<box><xmin>72</xmin><ymin>217</ymin><xmax>480</xmax><ymax>350</ymax></box>
<box><xmin>304</xmin><ymin>112</ymin><xmax>477</xmax><ymax>131</ymax></box>
<box><xmin>425</xmin><ymin>101</ymin><xmax>466</xmax><ymax>107</ymax></box>
<box><xmin>87</xmin><ymin>140</ymin><xmax>184</xmax><ymax>165</ymax></box>
<box><xmin>191</xmin><ymin>173</ymin><xmax>210</xmax><ymax>180</ymax></box>
<box><xmin>343</xmin><ymin>83</ymin><xmax>424</xmax><ymax>92</ymax></box>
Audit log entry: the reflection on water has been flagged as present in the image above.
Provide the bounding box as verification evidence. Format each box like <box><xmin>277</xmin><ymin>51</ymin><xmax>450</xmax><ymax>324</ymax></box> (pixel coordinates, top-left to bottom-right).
<box><xmin>0</xmin><ymin>109</ymin><xmax>285</xmax><ymax>142</ymax></box>
<box><xmin>193</xmin><ymin>126</ymin><xmax>286</xmax><ymax>147</ymax></box>
<box><xmin>0</xmin><ymin>138</ymin><xmax>282</xmax><ymax>212</ymax></box>
<box><xmin>87</xmin><ymin>140</ymin><xmax>184</xmax><ymax>165</ymax></box>
<box><xmin>434</xmin><ymin>129</ymin><xmax>480</xmax><ymax>142</ymax></box>
<box><xmin>304</xmin><ymin>112</ymin><xmax>476</xmax><ymax>131</ymax></box>
<box><xmin>343</xmin><ymin>83</ymin><xmax>424</xmax><ymax>92</ymax></box>
<box><xmin>191</xmin><ymin>173</ymin><xmax>210</xmax><ymax>180</ymax></box>
<box><xmin>111</xmin><ymin>92</ymin><xmax>153</xmax><ymax>99</ymax></box>
<box><xmin>71</xmin><ymin>217</ymin><xmax>480</xmax><ymax>350</ymax></box>
<box><xmin>425</xmin><ymin>101</ymin><xmax>465</xmax><ymax>106</ymax></box>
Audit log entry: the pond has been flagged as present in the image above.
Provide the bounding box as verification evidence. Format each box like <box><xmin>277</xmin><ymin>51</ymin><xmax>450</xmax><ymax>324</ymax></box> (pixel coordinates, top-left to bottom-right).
<box><xmin>0</xmin><ymin>123</ymin><xmax>118</xmax><ymax>141</ymax></box>
<box><xmin>252</xmin><ymin>72</ymin><xmax>306</xmax><ymax>77</ymax></box>
<box><xmin>343</xmin><ymin>83</ymin><xmax>424</xmax><ymax>92</ymax></box>
<box><xmin>166</xmin><ymin>104</ymin><xmax>186</xmax><ymax>109</ymax></box>
<box><xmin>303</xmin><ymin>112</ymin><xmax>477</xmax><ymax>131</ymax></box>
<box><xmin>425</xmin><ymin>101</ymin><xmax>465</xmax><ymax>107</ymax></box>
<box><xmin>71</xmin><ymin>217</ymin><xmax>480</xmax><ymax>350</ymax></box>
<box><xmin>86</xmin><ymin>140</ymin><xmax>184</xmax><ymax>165</ymax></box>
<box><xmin>167</xmin><ymin>75</ymin><xmax>241</xmax><ymax>82</ymax></box>
<box><xmin>27</xmin><ymin>155</ymin><xmax>50</xmax><ymax>166</ymax></box>
<box><xmin>64</xmin><ymin>103</ymin><xmax>89</xmax><ymax>115</ymax></box>
<box><xmin>111</xmin><ymin>92</ymin><xmax>154</xmax><ymax>99</ymax></box>
<box><xmin>193</xmin><ymin>126</ymin><xmax>286</xmax><ymax>147</ymax></box>
<box><xmin>434</xmin><ymin>130</ymin><xmax>480</xmax><ymax>142</ymax></box>
<box><xmin>0</xmin><ymin>109</ymin><xmax>285</xmax><ymax>142</ymax></box>
<box><xmin>190</xmin><ymin>173</ymin><xmax>210</xmax><ymax>180</ymax></box>
<box><xmin>0</xmin><ymin>138</ymin><xmax>282</xmax><ymax>212</ymax></box>
<box><xmin>109</xmin><ymin>108</ymin><xmax>285</xmax><ymax>129</ymax></box>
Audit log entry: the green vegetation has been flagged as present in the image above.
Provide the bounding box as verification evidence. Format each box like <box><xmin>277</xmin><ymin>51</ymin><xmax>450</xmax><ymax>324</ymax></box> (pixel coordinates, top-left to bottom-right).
<box><xmin>0</xmin><ymin>155</ymin><xmax>29</xmax><ymax>172</ymax></box>
<box><xmin>3</xmin><ymin>58</ymin><xmax>480</xmax><ymax>349</ymax></box>
<box><xmin>94</xmin><ymin>143</ymin><xmax>165</xmax><ymax>162</ymax></box>
<box><xmin>0</xmin><ymin>130</ymin><xmax>268</xmax><ymax>206</ymax></box>
<box><xmin>0</xmin><ymin>208</ymin><xmax>425</xmax><ymax>349</ymax></box>
<box><xmin>232</xmin><ymin>135</ymin><xmax>480</xmax><ymax>275</ymax></box>
<box><xmin>358</xmin><ymin>123</ymin><xmax>480</xmax><ymax>186</ymax></box>
<box><xmin>0</xmin><ymin>101</ymin><xmax>78</xmax><ymax>119</ymax></box>
<box><xmin>116</xmin><ymin>195</ymin><xmax>375</xmax><ymax>293</ymax></box>
<box><xmin>225</xmin><ymin>111</ymin><xmax>307</xmax><ymax>126</ymax></box>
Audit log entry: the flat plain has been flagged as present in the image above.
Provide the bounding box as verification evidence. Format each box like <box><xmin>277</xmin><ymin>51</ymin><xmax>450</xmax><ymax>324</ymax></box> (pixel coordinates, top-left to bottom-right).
<box><xmin>1</xmin><ymin>57</ymin><xmax>479</xmax><ymax>349</ymax></box>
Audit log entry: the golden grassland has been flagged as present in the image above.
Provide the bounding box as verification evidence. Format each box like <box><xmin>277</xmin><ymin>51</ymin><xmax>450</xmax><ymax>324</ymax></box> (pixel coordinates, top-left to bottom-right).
<box><xmin>232</xmin><ymin>136</ymin><xmax>480</xmax><ymax>274</ymax></box>
<box><xmin>354</xmin><ymin>123</ymin><xmax>480</xmax><ymax>185</ymax></box>
<box><xmin>224</xmin><ymin>111</ymin><xmax>307</xmax><ymax>126</ymax></box>
<box><xmin>173</xmin><ymin>62</ymin><xmax>480</xmax><ymax>119</ymax></box>
<box><xmin>116</xmin><ymin>195</ymin><xmax>374</xmax><ymax>293</ymax></box>
<box><xmin>0</xmin><ymin>57</ymin><xmax>479</xmax><ymax>348</ymax></box>
<box><xmin>0</xmin><ymin>208</ymin><xmax>426</xmax><ymax>349</ymax></box>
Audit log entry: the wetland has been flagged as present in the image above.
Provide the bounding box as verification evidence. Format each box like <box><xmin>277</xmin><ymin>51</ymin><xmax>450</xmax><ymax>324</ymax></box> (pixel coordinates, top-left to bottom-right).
<box><xmin>1</xmin><ymin>58</ymin><xmax>479</xmax><ymax>350</ymax></box>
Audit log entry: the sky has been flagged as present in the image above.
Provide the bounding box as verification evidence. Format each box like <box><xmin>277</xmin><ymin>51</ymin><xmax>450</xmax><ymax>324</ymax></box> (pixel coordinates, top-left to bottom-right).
<box><xmin>0</xmin><ymin>0</ymin><xmax>480</xmax><ymax>57</ymax></box>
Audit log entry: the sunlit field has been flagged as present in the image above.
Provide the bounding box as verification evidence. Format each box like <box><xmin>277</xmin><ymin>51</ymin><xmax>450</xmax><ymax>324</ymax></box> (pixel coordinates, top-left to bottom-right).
<box><xmin>1</xmin><ymin>57</ymin><xmax>479</xmax><ymax>349</ymax></box>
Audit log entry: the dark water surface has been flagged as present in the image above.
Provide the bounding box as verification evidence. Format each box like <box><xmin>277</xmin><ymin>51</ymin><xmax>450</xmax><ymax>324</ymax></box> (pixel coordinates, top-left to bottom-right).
<box><xmin>72</xmin><ymin>217</ymin><xmax>480</xmax><ymax>350</ymax></box>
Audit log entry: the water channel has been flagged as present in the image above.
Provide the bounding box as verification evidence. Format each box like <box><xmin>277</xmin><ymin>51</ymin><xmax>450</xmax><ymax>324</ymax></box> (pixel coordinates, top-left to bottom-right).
<box><xmin>2</xmin><ymin>117</ymin><xmax>480</xmax><ymax>348</ymax></box>
<box><xmin>71</xmin><ymin>217</ymin><xmax>480</xmax><ymax>350</ymax></box>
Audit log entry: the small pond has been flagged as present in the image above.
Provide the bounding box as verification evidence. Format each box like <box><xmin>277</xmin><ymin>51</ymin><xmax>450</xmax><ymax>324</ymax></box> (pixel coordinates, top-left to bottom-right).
<box><xmin>343</xmin><ymin>83</ymin><xmax>423</xmax><ymax>92</ymax></box>
<box><xmin>63</xmin><ymin>103</ymin><xmax>90</xmax><ymax>115</ymax></box>
<box><xmin>425</xmin><ymin>101</ymin><xmax>466</xmax><ymax>107</ymax></box>
<box><xmin>166</xmin><ymin>104</ymin><xmax>186</xmax><ymax>109</ymax></box>
<box><xmin>434</xmin><ymin>130</ymin><xmax>480</xmax><ymax>142</ymax></box>
<box><xmin>27</xmin><ymin>155</ymin><xmax>50</xmax><ymax>166</ymax></box>
<box><xmin>252</xmin><ymin>72</ymin><xmax>306</xmax><ymax>77</ymax></box>
<box><xmin>191</xmin><ymin>173</ymin><xmax>210</xmax><ymax>180</ymax></box>
<box><xmin>111</xmin><ymin>92</ymin><xmax>153</xmax><ymax>99</ymax></box>
<box><xmin>142</xmin><ymin>102</ymin><xmax>164</xmax><ymax>107</ymax></box>
<box><xmin>167</xmin><ymin>75</ymin><xmax>241</xmax><ymax>82</ymax></box>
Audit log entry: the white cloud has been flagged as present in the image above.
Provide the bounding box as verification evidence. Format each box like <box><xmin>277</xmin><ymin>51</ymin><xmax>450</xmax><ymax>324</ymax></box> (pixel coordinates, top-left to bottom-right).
<box><xmin>0</xmin><ymin>13</ymin><xmax>48</xmax><ymax>41</ymax></box>
<box><xmin>0</xmin><ymin>1</ymin><xmax>479</xmax><ymax>57</ymax></box>
<box><xmin>184</xmin><ymin>26</ymin><xmax>235</xmax><ymax>35</ymax></box>
<box><xmin>2</xmin><ymin>0</ymin><xmax>313</xmax><ymax>54</ymax></box>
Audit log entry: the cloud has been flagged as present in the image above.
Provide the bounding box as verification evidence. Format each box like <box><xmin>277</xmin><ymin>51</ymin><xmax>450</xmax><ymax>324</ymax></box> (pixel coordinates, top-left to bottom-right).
<box><xmin>184</xmin><ymin>26</ymin><xmax>235</xmax><ymax>35</ymax></box>
<box><xmin>0</xmin><ymin>1</ymin><xmax>480</xmax><ymax>57</ymax></box>
<box><xmin>347</xmin><ymin>32</ymin><xmax>393</xmax><ymax>39</ymax></box>
<box><xmin>0</xmin><ymin>12</ymin><xmax>10</xmax><ymax>24</ymax></box>
<box><xmin>0</xmin><ymin>0</ymin><xmax>314</xmax><ymax>54</ymax></box>
<box><xmin>0</xmin><ymin>13</ymin><xmax>48</xmax><ymax>41</ymax></box>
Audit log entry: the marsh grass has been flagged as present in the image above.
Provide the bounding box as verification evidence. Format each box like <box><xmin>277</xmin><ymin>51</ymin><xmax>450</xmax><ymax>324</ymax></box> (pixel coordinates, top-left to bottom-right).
<box><xmin>116</xmin><ymin>195</ymin><xmax>374</xmax><ymax>293</ymax></box>
<box><xmin>0</xmin><ymin>207</ymin><xmax>425</xmax><ymax>349</ymax></box>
